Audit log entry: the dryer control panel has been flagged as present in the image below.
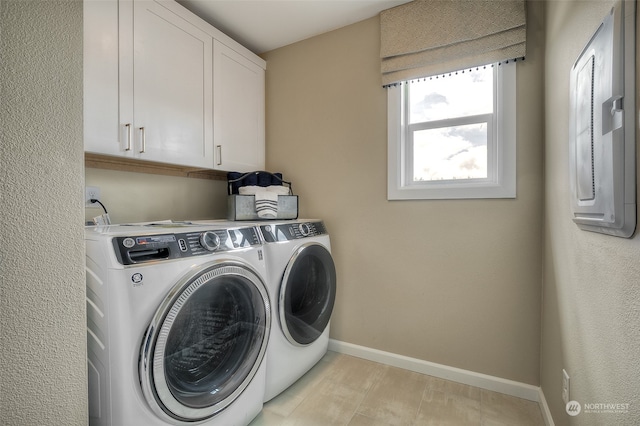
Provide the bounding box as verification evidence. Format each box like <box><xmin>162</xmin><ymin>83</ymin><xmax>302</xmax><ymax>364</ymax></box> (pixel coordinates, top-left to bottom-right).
<box><xmin>260</xmin><ymin>221</ymin><xmax>327</xmax><ymax>243</ymax></box>
<box><xmin>112</xmin><ymin>227</ymin><xmax>261</xmax><ymax>265</ymax></box>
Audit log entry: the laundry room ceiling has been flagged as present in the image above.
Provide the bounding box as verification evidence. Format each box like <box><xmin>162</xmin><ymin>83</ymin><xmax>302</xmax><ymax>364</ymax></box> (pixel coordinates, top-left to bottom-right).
<box><xmin>177</xmin><ymin>0</ymin><xmax>412</xmax><ymax>54</ymax></box>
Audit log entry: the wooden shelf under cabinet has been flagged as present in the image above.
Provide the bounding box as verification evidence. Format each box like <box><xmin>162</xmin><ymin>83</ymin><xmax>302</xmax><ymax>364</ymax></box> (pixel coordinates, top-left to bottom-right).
<box><xmin>85</xmin><ymin>153</ymin><xmax>227</xmax><ymax>181</ymax></box>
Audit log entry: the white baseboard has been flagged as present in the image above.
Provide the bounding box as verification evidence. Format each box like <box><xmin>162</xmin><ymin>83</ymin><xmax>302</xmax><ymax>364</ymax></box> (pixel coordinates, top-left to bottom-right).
<box><xmin>328</xmin><ymin>339</ymin><xmax>554</xmax><ymax>426</ymax></box>
<box><xmin>538</xmin><ymin>387</ymin><xmax>556</xmax><ymax>426</ymax></box>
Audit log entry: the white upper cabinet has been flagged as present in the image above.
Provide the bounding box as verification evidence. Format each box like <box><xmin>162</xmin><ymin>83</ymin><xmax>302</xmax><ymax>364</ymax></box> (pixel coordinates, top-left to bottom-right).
<box><xmin>123</xmin><ymin>0</ymin><xmax>213</xmax><ymax>167</ymax></box>
<box><xmin>84</xmin><ymin>0</ymin><xmax>265</xmax><ymax>171</ymax></box>
<box><xmin>213</xmin><ymin>40</ymin><xmax>266</xmax><ymax>172</ymax></box>
<box><xmin>84</xmin><ymin>0</ymin><xmax>121</xmax><ymax>157</ymax></box>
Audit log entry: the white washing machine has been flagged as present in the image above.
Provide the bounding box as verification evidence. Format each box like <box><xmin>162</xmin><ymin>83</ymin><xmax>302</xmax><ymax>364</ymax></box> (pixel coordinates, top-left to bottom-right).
<box><xmin>85</xmin><ymin>222</ymin><xmax>270</xmax><ymax>426</ymax></box>
<box><xmin>258</xmin><ymin>220</ymin><xmax>337</xmax><ymax>402</ymax></box>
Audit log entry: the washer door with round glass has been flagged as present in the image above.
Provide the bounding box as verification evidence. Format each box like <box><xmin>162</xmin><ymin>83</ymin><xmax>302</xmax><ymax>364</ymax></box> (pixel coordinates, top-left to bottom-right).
<box><xmin>139</xmin><ymin>261</ymin><xmax>270</xmax><ymax>423</ymax></box>
<box><xmin>279</xmin><ymin>243</ymin><xmax>337</xmax><ymax>346</ymax></box>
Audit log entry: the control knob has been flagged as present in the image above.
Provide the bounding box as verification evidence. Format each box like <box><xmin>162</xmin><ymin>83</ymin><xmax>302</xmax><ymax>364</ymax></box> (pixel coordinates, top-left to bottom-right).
<box><xmin>298</xmin><ymin>223</ymin><xmax>311</xmax><ymax>237</ymax></box>
<box><xmin>200</xmin><ymin>231</ymin><xmax>221</xmax><ymax>251</ymax></box>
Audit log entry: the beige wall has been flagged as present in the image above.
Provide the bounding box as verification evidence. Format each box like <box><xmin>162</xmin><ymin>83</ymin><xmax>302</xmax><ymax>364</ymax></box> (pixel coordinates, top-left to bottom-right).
<box><xmin>542</xmin><ymin>1</ymin><xmax>640</xmax><ymax>425</ymax></box>
<box><xmin>85</xmin><ymin>168</ymin><xmax>227</xmax><ymax>223</ymax></box>
<box><xmin>262</xmin><ymin>2</ymin><xmax>545</xmax><ymax>385</ymax></box>
<box><xmin>1</xmin><ymin>1</ymin><xmax>87</xmax><ymax>424</ymax></box>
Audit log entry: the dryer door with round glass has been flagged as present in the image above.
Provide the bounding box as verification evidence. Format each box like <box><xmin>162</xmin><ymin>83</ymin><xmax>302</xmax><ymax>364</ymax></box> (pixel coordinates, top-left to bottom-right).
<box><xmin>139</xmin><ymin>261</ymin><xmax>270</xmax><ymax>423</ymax></box>
<box><xmin>279</xmin><ymin>243</ymin><xmax>337</xmax><ymax>346</ymax></box>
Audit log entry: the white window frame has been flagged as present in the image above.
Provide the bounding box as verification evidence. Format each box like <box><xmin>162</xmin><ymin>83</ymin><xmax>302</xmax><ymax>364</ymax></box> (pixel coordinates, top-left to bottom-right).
<box><xmin>387</xmin><ymin>64</ymin><xmax>517</xmax><ymax>200</ymax></box>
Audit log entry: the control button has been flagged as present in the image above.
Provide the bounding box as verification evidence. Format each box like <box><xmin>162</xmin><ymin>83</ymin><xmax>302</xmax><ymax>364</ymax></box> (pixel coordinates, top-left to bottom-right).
<box><xmin>299</xmin><ymin>223</ymin><xmax>311</xmax><ymax>237</ymax></box>
<box><xmin>178</xmin><ymin>239</ymin><xmax>188</xmax><ymax>252</ymax></box>
<box><xmin>199</xmin><ymin>231</ymin><xmax>221</xmax><ymax>251</ymax></box>
<box><xmin>123</xmin><ymin>238</ymin><xmax>135</xmax><ymax>248</ymax></box>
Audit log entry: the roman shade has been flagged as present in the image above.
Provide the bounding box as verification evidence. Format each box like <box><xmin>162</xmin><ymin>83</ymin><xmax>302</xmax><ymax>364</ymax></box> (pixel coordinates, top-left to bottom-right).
<box><xmin>380</xmin><ymin>0</ymin><xmax>526</xmax><ymax>86</ymax></box>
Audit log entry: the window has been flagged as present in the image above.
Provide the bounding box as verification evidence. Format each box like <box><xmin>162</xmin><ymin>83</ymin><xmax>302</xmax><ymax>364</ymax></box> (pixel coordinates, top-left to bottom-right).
<box><xmin>387</xmin><ymin>63</ymin><xmax>516</xmax><ymax>200</ymax></box>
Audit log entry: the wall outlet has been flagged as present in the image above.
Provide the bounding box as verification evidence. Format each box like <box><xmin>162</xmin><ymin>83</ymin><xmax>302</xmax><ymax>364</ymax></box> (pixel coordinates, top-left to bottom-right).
<box><xmin>562</xmin><ymin>369</ymin><xmax>570</xmax><ymax>404</ymax></box>
<box><xmin>85</xmin><ymin>186</ymin><xmax>101</xmax><ymax>206</ymax></box>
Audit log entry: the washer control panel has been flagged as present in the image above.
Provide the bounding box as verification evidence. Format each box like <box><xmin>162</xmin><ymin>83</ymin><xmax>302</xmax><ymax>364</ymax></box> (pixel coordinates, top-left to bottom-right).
<box><xmin>112</xmin><ymin>227</ymin><xmax>260</xmax><ymax>265</ymax></box>
<box><xmin>260</xmin><ymin>221</ymin><xmax>327</xmax><ymax>243</ymax></box>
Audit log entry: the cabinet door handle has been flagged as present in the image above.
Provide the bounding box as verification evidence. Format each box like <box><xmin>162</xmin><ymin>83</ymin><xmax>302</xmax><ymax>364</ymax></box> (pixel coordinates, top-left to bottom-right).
<box><xmin>124</xmin><ymin>123</ymin><xmax>132</xmax><ymax>151</ymax></box>
<box><xmin>216</xmin><ymin>145</ymin><xmax>222</xmax><ymax>165</ymax></box>
<box><xmin>139</xmin><ymin>127</ymin><xmax>146</xmax><ymax>153</ymax></box>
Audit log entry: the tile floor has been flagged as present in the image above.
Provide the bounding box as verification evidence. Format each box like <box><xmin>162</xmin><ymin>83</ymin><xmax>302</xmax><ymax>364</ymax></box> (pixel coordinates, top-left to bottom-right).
<box><xmin>250</xmin><ymin>351</ymin><xmax>545</xmax><ymax>426</ymax></box>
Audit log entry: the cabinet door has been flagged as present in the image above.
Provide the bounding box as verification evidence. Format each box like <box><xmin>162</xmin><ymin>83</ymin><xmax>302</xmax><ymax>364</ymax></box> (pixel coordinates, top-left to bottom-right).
<box><xmin>213</xmin><ymin>40</ymin><xmax>265</xmax><ymax>172</ymax></box>
<box><xmin>127</xmin><ymin>0</ymin><xmax>213</xmax><ymax>168</ymax></box>
<box><xmin>84</xmin><ymin>0</ymin><xmax>129</xmax><ymax>157</ymax></box>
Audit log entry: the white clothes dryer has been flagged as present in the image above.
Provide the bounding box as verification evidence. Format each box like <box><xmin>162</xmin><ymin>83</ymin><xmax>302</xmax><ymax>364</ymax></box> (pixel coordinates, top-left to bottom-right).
<box><xmin>258</xmin><ymin>220</ymin><xmax>337</xmax><ymax>402</ymax></box>
<box><xmin>85</xmin><ymin>222</ymin><xmax>270</xmax><ymax>426</ymax></box>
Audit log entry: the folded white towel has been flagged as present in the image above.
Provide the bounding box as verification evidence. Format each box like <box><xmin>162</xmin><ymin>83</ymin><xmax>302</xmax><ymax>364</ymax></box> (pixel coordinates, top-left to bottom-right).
<box><xmin>254</xmin><ymin>190</ymin><xmax>279</xmax><ymax>218</ymax></box>
<box><xmin>239</xmin><ymin>185</ymin><xmax>289</xmax><ymax>196</ymax></box>
<box><xmin>237</xmin><ymin>185</ymin><xmax>288</xmax><ymax>218</ymax></box>
<box><xmin>239</xmin><ymin>185</ymin><xmax>260</xmax><ymax>195</ymax></box>
<box><xmin>266</xmin><ymin>185</ymin><xmax>290</xmax><ymax>195</ymax></box>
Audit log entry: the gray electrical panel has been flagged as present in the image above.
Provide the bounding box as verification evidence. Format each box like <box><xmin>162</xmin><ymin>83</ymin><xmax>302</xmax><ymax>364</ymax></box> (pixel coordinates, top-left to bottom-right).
<box><xmin>569</xmin><ymin>0</ymin><xmax>636</xmax><ymax>237</ymax></box>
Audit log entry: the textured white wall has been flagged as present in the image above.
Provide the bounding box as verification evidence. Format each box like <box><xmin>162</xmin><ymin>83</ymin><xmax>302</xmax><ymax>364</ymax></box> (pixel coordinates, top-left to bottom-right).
<box><xmin>542</xmin><ymin>1</ymin><xmax>640</xmax><ymax>425</ymax></box>
<box><xmin>1</xmin><ymin>1</ymin><xmax>87</xmax><ymax>424</ymax></box>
